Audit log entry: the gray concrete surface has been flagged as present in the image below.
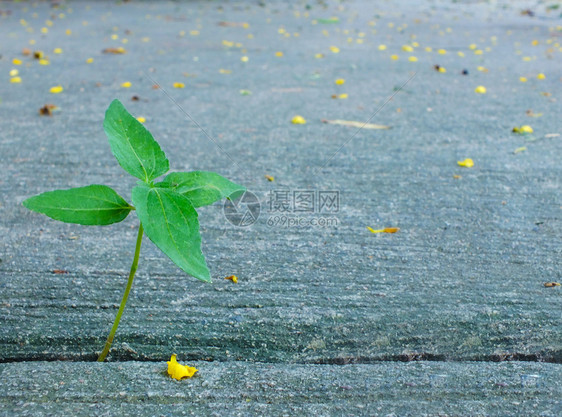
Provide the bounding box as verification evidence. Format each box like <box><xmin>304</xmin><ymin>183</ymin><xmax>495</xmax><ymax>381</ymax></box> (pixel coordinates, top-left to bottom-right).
<box><xmin>0</xmin><ymin>0</ymin><xmax>561</xmax><ymax>415</ymax></box>
<box><xmin>1</xmin><ymin>361</ymin><xmax>561</xmax><ymax>416</ymax></box>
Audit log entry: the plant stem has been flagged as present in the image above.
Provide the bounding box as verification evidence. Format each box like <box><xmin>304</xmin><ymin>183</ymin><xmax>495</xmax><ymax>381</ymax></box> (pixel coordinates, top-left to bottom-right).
<box><xmin>97</xmin><ymin>224</ymin><xmax>144</xmax><ymax>362</ymax></box>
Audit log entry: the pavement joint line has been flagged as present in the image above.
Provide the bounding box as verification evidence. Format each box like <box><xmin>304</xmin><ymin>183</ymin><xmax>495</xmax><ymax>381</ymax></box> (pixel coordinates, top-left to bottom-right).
<box><xmin>311</xmin><ymin>71</ymin><xmax>417</xmax><ymax>176</ymax></box>
<box><xmin>1</xmin><ymin>356</ymin><xmax>560</xmax><ymax>364</ymax></box>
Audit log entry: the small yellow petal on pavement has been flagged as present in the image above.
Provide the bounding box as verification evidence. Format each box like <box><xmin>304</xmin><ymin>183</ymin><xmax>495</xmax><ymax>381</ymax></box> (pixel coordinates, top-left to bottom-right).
<box><xmin>457</xmin><ymin>158</ymin><xmax>474</xmax><ymax>168</ymax></box>
<box><xmin>167</xmin><ymin>354</ymin><xmax>198</xmax><ymax>380</ymax></box>
<box><xmin>225</xmin><ymin>275</ymin><xmax>238</xmax><ymax>283</ymax></box>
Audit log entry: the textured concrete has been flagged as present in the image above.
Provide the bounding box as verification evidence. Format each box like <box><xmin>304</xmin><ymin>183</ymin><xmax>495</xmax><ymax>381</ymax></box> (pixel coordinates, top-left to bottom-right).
<box><xmin>1</xmin><ymin>361</ymin><xmax>561</xmax><ymax>416</ymax></box>
<box><xmin>0</xmin><ymin>0</ymin><xmax>561</xmax><ymax>415</ymax></box>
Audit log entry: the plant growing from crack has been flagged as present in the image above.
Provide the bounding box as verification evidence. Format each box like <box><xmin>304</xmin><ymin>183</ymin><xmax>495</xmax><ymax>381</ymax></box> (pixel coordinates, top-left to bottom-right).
<box><xmin>23</xmin><ymin>99</ymin><xmax>245</xmax><ymax>362</ymax></box>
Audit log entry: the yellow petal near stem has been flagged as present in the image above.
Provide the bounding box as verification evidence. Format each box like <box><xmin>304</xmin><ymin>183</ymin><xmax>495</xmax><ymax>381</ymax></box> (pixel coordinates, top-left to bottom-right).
<box><xmin>167</xmin><ymin>354</ymin><xmax>198</xmax><ymax>380</ymax></box>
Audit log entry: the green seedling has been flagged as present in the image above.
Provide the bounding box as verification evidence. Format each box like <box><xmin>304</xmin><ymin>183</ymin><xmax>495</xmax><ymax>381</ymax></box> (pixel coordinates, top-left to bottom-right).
<box><xmin>23</xmin><ymin>99</ymin><xmax>245</xmax><ymax>362</ymax></box>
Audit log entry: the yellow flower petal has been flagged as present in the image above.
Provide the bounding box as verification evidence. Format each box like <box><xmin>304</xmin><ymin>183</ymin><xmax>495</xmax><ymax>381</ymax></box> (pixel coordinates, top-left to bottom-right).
<box><xmin>10</xmin><ymin>76</ymin><xmax>22</xmax><ymax>84</ymax></box>
<box><xmin>39</xmin><ymin>59</ymin><xmax>50</xmax><ymax>65</ymax></box>
<box><xmin>225</xmin><ymin>275</ymin><xmax>238</xmax><ymax>283</ymax></box>
<box><xmin>167</xmin><ymin>354</ymin><xmax>198</xmax><ymax>380</ymax></box>
<box><xmin>329</xmin><ymin>46</ymin><xmax>340</xmax><ymax>53</ymax></box>
<box><xmin>136</xmin><ymin>117</ymin><xmax>146</xmax><ymax>123</ymax></box>
<box><xmin>378</xmin><ymin>44</ymin><xmax>387</xmax><ymax>50</ymax></box>
<box><xmin>9</xmin><ymin>69</ymin><xmax>19</xmax><ymax>77</ymax></box>
<box><xmin>390</xmin><ymin>54</ymin><xmax>399</xmax><ymax>60</ymax></box>
<box><xmin>474</xmin><ymin>85</ymin><xmax>486</xmax><ymax>94</ymax></box>
<box><xmin>86</xmin><ymin>58</ymin><xmax>94</xmax><ymax>64</ymax></box>
<box><xmin>537</xmin><ymin>73</ymin><xmax>545</xmax><ymax>80</ymax></box>
<box><xmin>367</xmin><ymin>226</ymin><xmax>400</xmax><ymax>234</ymax></box>
<box><xmin>519</xmin><ymin>76</ymin><xmax>527</xmax><ymax>82</ymax></box>
<box><xmin>291</xmin><ymin>115</ymin><xmax>306</xmax><ymax>124</ymax></box>
<box><xmin>335</xmin><ymin>78</ymin><xmax>345</xmax><ymax>85</ymax></box>
<box><xmin>53</xmin><ymin>48</ymin><xmax>62</xmax><ymax>54</ymax></box>
<box><xmin>457</xmin><ymin>158</ymin><xmax>474</xmax><ymax>168</ymax></box>
<box><xmin>408</xmin><ymin>56</ymin><xmax>418</xmax><ymax>62</ymax></box>
<box><xmin>121</xmin><ymin>81</ymin><xmax>132</xmax><ymax>88</ymax></box>
<box><xmin>513</xmin><ymin>125</ymin><xmax>533</xmax><ymax>134</ymax></box>
<box><xmin>437</xmin><ymin>48</ymin><xmax>447</xmax><ymax>54</ymax></box>
<box><xmin>338</xmin><ymin>93</ymin><xmax>348</xmax><ymax>99</ymax></box>
<box><xmin>275</xmin><ymin>51</ymin><xmax>283</xmax><ymax>57</ymax></box>
<box><xmin>402</xmin><ymin>45</ymin><xmax>413</xmax><ymax>52</ymax></box>
<box><xmin>12</xmin><ymin>58</ymin><xmax>22</xmax><ymax>66</ymax></box>
<box><xmin>241</xmin><ymin>56</ymin><xmax>249</xmax><ymax>62</ymax></box>
<box><xmin>49</xmin><ymin>85</ymin><xmax>63</xmax><ymax>94</ymax></box>
<box><xmin>173</xmin><ymin>82</ymin><xmax>185</xmax><ymax>88</ymax></box>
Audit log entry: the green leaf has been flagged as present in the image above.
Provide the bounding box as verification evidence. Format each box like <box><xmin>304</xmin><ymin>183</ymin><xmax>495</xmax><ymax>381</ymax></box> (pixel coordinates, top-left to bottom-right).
<box><xmin>23</xmin><ymin>185</ymin><xmax>133</xmax><ymax>226</ymax></box>
<box><xmin>104</xmin><ymin>99</ymin><xmax>169</xmax><ymax>183</ymax></box>
<box><xmin>160</xmin><ymin>171</ymin><xmax>246</xmax><ymax>208</ymax></box>
<box><xmin>132</xmin><ymin>184</ymin><xmax>211</xmax><ymax>282</ymax></box>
